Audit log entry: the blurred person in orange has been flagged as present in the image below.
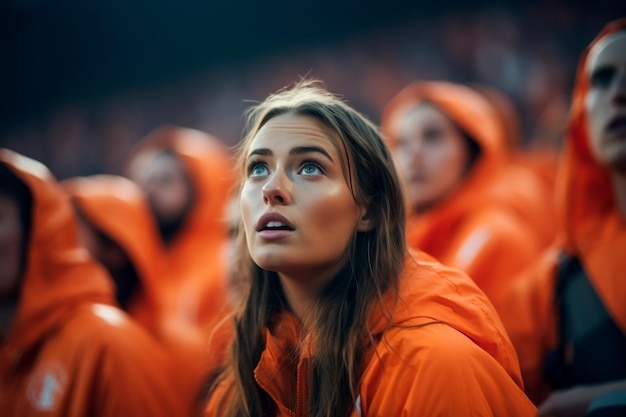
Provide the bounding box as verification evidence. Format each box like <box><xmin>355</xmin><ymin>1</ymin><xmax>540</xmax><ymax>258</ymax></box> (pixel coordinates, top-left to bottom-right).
<box><xmin>204</xmin><ymin>79</ymin><xmax>535</xmax><ymax>417</ymax></box>
<box><xmin>473</xmin><ymin>83</ymin><xmax>558</xmax><ymax>248</ymax></box>
<box><xmin>0</xmin><ymin>149</ymin><xmax>190</xmax><ymax>417</ymax></box>
<box><xmin>62</xmin><ymin>174</ymin><xmax>221</xmax><ymax>415</ymax></box>
<box><xmin>125</xmin><ymin>126</ymin><xmax>236</xmax><ymax>340</ymax></box>
<box><xmin>497</xmin><ymin>18</ymin><xmax>626</xmax><ymax>416</ymax></box>
<box><xmin>381</xmin><ymin>80</ymin><xmax>544</xmax><ymax>303</ymax></box>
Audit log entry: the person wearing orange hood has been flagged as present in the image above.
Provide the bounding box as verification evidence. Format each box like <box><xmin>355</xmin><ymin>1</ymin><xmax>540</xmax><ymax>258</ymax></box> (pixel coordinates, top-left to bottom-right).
<box><xmin>381</xmin><ymin>80</ymin><xmax>543</xmax><ymax>303</ymax></box>
<box><xmin>497</xmin><ymin>19</ymin><xmax>626</xmax><ymax>417</ymax></box>
<box><xmin>472</xmin><ymin>83</ymin><xmax>559</xmax><ymax>248</ymax></box>
<box><xmin>62</xmin><ymin>174</ymin><xmax>217</xmax><ymax>415</ymax></box>
<box><xmin>205</xmin><ymin>80</ymin><xmax>535</xmax><ymax>416</ymax></box>
<box><xmin>125</xmin><ymin>126</ymin><xmax>236</xmax><ymax>342</ymax></box>
<box><xmin>0</xmin><ymin>149</ymin><xmax>189</xmax><ymax>416</ymax></box>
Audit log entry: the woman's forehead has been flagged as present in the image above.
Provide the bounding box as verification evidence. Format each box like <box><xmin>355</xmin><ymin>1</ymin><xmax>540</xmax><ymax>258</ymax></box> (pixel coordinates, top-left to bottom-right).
<box><xmin>248</xmin><ymin>114</ymin><xmax>343</xmax><ymax>157</ymax></box>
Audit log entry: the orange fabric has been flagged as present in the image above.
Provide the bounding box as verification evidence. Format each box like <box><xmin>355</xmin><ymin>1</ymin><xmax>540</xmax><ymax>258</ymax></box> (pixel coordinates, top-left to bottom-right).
<box><xmin>473</xmin><ymin>83</ymin><xmax>558</xmax><ymax>247</ymax></box>
<box><xmin>125</xmin><ymin>126</ymin><xmax>236</xmax><ymax>354</ymax></box>
<box><xmin>381</xmin><ymin>81</ymin><xmax>543</xmax><ymax>302</ymax></box>
<box><xmin>206</xmin><ymin>251</ymin><xmax>536</xmax><ymax>416</ymax></box>
<box><xmin>0</xmin><ymin>149</ymin><xmax>190</xmax><ymax>417</ymax></box>
<box><xmin>62</xmin><ymin>174</ymin><xmax>215</xmax><ymax>413</ymax></box>
<box><xmin>61</xmin><ymin>175</ymin><xmax>164</xmax><ymax>328</ymax></box>
<box><xmin>496</xmin><ymin>18</ymin><xmax>626</xmax><ymax>404</ymax></box>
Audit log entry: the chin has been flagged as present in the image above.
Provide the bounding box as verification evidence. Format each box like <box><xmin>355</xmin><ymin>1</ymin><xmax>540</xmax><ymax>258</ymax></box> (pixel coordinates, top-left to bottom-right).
<box><xmin>251</xmin><ymin>252</ymin><xmax>292</xmax><ymax>273</ymax></box>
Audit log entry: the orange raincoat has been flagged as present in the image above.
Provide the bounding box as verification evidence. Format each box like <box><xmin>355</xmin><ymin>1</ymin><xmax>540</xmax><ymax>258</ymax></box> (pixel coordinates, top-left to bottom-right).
<box><xmin>381</xmin><ymin>81</ymin><xmax>544</xmax><ymax>302</ymax></box>
<box><xmin>125</xmin><ymin>126</ymin><xmax>236</xmax><ymax>341</ymax></box>
<box><xmin>0</xmin><ymin>149</ymin><xmax>189</xmax><ymax>417</ymax></box>
<box><xmin>496</xmin><ymin>18</ymin><xmax>626</xmax><ymax>404</ymax></box>
<box><xmin>205</xmin><ymin>251</ymin><xmax>536</xmax><ymax>416</ymax></box>
<box><xmin>473</xmin><ymin>82</ymin><xmax>558</xmax><ymax>248</ymax></box>
<box><xmin>62</xmin><ymin>174</ymin><xmax>215</xmax><ymax>414</ymax></box>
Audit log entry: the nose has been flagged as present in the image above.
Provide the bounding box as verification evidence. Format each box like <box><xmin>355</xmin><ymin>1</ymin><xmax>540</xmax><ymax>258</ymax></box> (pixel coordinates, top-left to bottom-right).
<box><xmin>405</xmin><ymin>137</ymin><xmax>425</xmax><ymax>160</ymax></box>
<box><xmin>262</xmin><ymin>170</ymin><xmax>291</xmax><ymax>205</ymax></box>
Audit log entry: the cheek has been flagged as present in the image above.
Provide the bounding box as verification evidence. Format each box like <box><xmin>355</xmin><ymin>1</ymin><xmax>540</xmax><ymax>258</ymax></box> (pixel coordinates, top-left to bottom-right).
<box><xmin>585</xmin><ymin>93</ymin><xmax>605</xmax><ymax>153</ymax></box>
<box><xmin>302</xmin><ymin>186</ymin><xmax>358</xmax><ymax>236</ymax></box>
<box><xmin>428</xmin><ymin>145</ymin><xmax>467</xmax><ymax>189</ymax></box>
<box><xmin>155</xmin><ymin>182</ymin><xmax>189</xmax><ymax>213</ymax></box>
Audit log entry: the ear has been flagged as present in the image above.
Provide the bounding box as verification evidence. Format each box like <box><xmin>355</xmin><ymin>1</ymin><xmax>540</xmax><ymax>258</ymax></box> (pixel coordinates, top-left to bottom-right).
<box><xmin>357</xmin><ymin>205</ymin><xmax>376</xmax><ymax>232</ymax></box>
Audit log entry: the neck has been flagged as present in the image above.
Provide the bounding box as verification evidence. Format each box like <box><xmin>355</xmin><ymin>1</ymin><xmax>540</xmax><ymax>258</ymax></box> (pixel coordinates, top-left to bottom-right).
<box><xmin>278</xmin><ymin>277</ymin><xmax>317</xmax><ymax>323</ymax></box>
<box><xmin>612</xmin><ymin>171</ymin><xmax>626</xmax><ymax>221</ymax></box>
<box><xmin>278</xmin><ymin>261</ymin><xmax>346</xmax><ymax>322</ymax></box>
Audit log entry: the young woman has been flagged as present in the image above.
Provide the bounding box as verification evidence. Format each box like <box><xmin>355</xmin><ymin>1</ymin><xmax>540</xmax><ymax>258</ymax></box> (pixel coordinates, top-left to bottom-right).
<box><xmin>380</xmin><ymin>81</ymin><xmax>545</xmax><ymax>304</ymax></box>
<box><xmin>204</xmin><ymin>80</ymin><xmax>536</xmax><ymax>416</ymax></box>
<box><xmin>498</xmin><ymin>18</ymin><xmax>626</xmax><ymax>416</ymax></box>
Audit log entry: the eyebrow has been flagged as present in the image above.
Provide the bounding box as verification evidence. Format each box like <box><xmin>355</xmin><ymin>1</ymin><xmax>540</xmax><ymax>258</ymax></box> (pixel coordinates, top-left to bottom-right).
<box><xmin>247</xmin><ymin>146</ymin><xmax>334</xmax><ymax>162</ymax></box>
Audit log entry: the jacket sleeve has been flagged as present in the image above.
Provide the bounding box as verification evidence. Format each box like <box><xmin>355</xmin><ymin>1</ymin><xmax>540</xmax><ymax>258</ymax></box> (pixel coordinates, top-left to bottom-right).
<box><xmin>358</xmin><ymin>323</ymin><xmax>537</xmax><ymax>417</ymax></box>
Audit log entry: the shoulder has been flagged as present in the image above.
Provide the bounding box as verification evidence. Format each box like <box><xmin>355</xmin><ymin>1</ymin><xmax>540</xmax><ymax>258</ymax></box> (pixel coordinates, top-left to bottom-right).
<box><xmin>371</xmin><ymin>322</ymin><xmax>494</xmax><ymax>371</ymax></box>
<box><xmin>359</xmin><ymin>323</ymin><xmax>536</xmax><ymax>416</ymax></box>
<box><xmin>57</xmin><ymin>303</ymin><xmax>168</xmax><ymax>360</ymax></box>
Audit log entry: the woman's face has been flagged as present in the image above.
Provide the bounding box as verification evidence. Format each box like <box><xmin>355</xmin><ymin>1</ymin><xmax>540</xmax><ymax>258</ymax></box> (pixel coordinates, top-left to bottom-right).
<box><xmin>585</xmin><ymin>31</ymin><xmax>626</xmax><ymax>172</ymax></box>
<box><xmin>0</xmin><ymin>194</ymin><xmax>22</xmax><ymax>299</ymax></box>
<box><xmin>394</xmin><ymin>103</ymin><xmax>471</xmax><ymax>211</ymax></box>
<box><xmin>140</xmin><ymin>153</ymin><xmax>193</xmax><ymax>226</ymax></box>
<box><xmin>240</xmin><ymin>113</ymin><xmax>366</xmax><ymax>287</ymax></box>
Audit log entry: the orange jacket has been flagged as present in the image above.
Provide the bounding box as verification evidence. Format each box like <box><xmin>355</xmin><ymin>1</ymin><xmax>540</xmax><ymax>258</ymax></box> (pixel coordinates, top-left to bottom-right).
<box><xmin>496</xmin><ymin>18</ymin><xmax>626</xmax><ymax>404</ymax></box>
<box><xmin>472</xmin><ymin>82</ymin><xmax>558</xmax><ymax>248</ymax></box>
<box><xmin>62</xmin><ymin>174</ymin><xmax>215</xmax><ymax>413</ymax></box>
<box><xmin>206</xmin><ymin>251</ymin><xmax>536</xmax><ymax>416</ymax></box>
<box><xmin>381</xmin><ymin>81</ymin><xmax>544</xmax><ymax>303</ymax></box>
<box><xmin>125</xmin><ymin>126</ymin><xmax>236</xmax><ymax>338</ymax></box>
<box><xmin>62</xmin><ymin>175</ymin><xmax>164</xmax><ymax>329</ymax></box>
<box><xmin>0</xmin><ymin>149</ymin><xmax>189</xmax><ymax>417</ymax></box>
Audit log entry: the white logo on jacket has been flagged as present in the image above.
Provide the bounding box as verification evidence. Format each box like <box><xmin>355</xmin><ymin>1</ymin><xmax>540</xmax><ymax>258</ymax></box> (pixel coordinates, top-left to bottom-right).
<box><xmin>26</xmin><ymin>361</ymin><xmax>68</xmax><ymax>411</ymax></box>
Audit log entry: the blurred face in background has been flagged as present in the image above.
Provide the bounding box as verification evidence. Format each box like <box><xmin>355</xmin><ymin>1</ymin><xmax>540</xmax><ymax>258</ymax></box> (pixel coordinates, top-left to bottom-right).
<box><xmin>395</xmin><ymin>103</ymin><xmax>472</xmax><ymax>212</ymax></box>
<box><xmin>140</xmin><ymin>152</ymin><xmax>194</xmax><ymax>240</ymax></box>
<box><xmin>586</xmin><ymin>30</ymin><xmax>626</xmax><ymax>173</ymax></box>
<box><xmin>0</xmin><ymin>194</ymin><xmax>22</xmax><ymax>299</ymax></box>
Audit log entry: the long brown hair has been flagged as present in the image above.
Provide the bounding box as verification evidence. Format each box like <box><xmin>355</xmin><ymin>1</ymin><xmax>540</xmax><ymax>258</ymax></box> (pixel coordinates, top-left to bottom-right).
<box><xmin>212</xmin><ymin>79</ymin><xmax>406</xmax><ymax>417</ymax></box>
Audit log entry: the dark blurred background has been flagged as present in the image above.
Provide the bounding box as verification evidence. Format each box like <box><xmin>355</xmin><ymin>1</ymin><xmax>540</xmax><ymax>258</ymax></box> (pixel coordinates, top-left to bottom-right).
<box><xmin>1</xmin><ymin>0</ymin><xmax>625</xmax><ymax>178</ymax></box>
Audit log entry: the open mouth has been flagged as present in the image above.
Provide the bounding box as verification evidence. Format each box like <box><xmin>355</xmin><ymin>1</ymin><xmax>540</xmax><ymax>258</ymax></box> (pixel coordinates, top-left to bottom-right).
<box><xmin>259</xmin><ymin>221</ymin><xmax>294</xmax><ymax>231</ymax></box>
<box><xmin>256</xmin><ymin>213</ymin><xmax>296</xmax><ymax>233</ymax></box>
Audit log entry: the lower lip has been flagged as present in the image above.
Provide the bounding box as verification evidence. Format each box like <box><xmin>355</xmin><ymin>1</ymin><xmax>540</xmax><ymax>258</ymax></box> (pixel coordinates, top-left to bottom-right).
<box><xmin>258</xmin><ymin>230</ymin><xmax>293</xmax><ymax>240</ymax></box>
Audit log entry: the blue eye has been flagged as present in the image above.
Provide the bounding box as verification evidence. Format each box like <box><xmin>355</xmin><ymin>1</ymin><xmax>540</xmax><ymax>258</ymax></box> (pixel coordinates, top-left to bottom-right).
<box><xmin>248</xmin><ymin>162</ymin><xmax>269</xmax><ymax>178</ymax></box>
<box><xmin>299</xmin><ymin>161</ymin><xmax>323</xmax><ymax>176</ymax></box>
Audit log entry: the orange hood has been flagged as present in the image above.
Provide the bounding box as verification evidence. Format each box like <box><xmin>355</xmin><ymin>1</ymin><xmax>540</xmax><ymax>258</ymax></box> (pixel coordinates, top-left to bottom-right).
<box><xmin>381</xmin><ymin>81</ymin><xmax>508</xmax><ymax>244</ymax></box>
<box><xmin>125</xmin><ymin>126</ymin><xmax>236</xmax><ymax>326</ymax></box>
<box><xmin>556</xmin><ymin>18</ymin><xmax>626</xmax><ymax>331</ymax></box>
<box><xmin>381</xmin><ymin>81</ymin><xmax>508</xmax><ymax>219</ymax></box>
<box><xmin>0</xmin><ymin>149</ymin><xmax>114</xmax><ymax>353</ymax></box>
<box><xmin>61</xmin><ymin>175</ymin><xmax>164</xmax><ymax>323</ymax></box>
<box><xmin>126</xmin><ymin>126</ymin><xmax>235</xmax><ymax>259</ymax></box>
